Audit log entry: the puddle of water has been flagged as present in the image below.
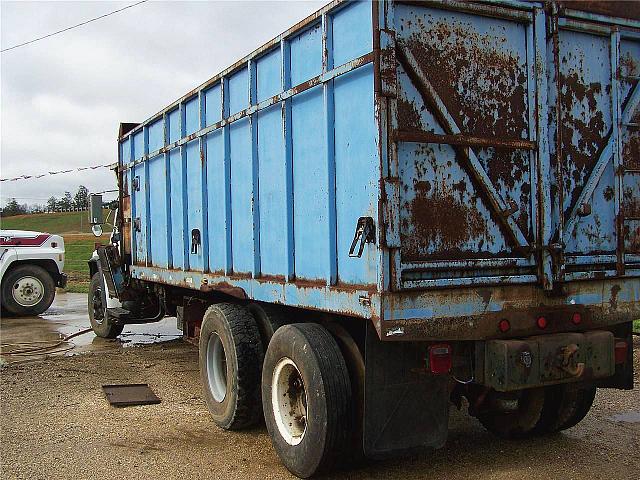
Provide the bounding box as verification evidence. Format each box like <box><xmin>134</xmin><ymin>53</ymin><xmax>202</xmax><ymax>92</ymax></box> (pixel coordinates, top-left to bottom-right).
<box><xmin>1</xmin><ymin>292</ymin><xmax>183</xmax><ymax>361</ymax></box>
<box><xmin>608</xmin><ymin>412</ymin><xmax>640</xmax><ymax>423</ymax></box>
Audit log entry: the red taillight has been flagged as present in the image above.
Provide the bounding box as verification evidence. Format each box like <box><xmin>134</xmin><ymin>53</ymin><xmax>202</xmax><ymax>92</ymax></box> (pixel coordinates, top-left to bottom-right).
<box><xmin>571</xmin><ymin>312</ymin><xmax>582</xmax><ymax>325</ymax></box>
<box><xmin>498</xmin><ymin>319</ymin><xmax>511</xmax><ymax>333</ymax></box>
<box><xmin>429</xmin><ymin>344</ymin><xmax>452</xmax><ymax>374</ymax></box>
<box><xmin>615</xmin><ymin>340</ymin><xmax>628</xmax><ymax>364</ymax></box>
<box><xmin>536</xmin><ymin>316</ymin><xmax>548</xmax><ymax>329</ymax></box>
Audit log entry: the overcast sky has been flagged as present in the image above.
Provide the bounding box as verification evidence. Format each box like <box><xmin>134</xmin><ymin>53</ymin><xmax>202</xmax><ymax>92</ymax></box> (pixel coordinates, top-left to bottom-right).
<box><xmin>0</xmin><ymin>0</ymin><xmax>325</xmax><ymax>207</ymax></box>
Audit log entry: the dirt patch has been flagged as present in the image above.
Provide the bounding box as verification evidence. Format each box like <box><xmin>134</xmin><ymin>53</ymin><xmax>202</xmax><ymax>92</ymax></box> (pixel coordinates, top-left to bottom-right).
<box><xmin>1</xmin><ymin>339</ymin><xmax>639</xmax><ymax>479</ymax></box>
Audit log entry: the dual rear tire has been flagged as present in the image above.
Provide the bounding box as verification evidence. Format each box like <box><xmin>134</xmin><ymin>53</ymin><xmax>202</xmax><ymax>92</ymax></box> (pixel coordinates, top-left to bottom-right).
<box><xmin>198</xmin><ymin>303</ymin><xmax>353</xmax><ymax>478</ymax></box>
<box><xmin>477</xmin><ymin>384</ymin><xmax>597</xmax><ymax>439</ymax></box>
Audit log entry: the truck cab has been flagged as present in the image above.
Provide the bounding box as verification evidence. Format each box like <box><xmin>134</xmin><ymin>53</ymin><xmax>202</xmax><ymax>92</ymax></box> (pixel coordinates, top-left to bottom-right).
<box><xmin>0</xmin><ymin>230</ymin><xmax>66</xmax><ymax>316</ymax></box>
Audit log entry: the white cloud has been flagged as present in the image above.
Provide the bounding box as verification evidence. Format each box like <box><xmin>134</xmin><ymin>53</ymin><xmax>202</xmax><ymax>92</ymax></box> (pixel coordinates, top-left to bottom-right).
<box><xmin>1</xmin><ymin>0</ymin><xmax>325</xmax><ymax>206</ymax></box>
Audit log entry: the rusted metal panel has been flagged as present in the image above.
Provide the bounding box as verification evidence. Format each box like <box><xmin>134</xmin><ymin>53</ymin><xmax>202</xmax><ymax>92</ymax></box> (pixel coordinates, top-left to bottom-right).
<box><xmin>551</xmin><ymin>21</ymin><xmax>639</xmax><ymax>278</ymax></box>
<box><xmin>392</xmin><ymin>1</ymin><xmax>536</xmax><ymax>284</ymax></box>
<box><xmin>384</xmin><ymin>1</ymin><xmax>639</xmax><ymax>291</ymax></box>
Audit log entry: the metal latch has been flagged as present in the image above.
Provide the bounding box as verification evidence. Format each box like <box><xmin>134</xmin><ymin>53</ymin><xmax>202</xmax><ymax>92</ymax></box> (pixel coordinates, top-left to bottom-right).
<box><xmin>132</xmin><ymin>176</ymin><xmax>141</xmax><ymax>191</ymax></box>
<box><xmin>349</xmin><ymin>217</ymin><xmax>375</xmax><ymax>258</ymax></box>
<box><xmin>133</xmin><ymin>217</ymin><xmax>142</xmax><ymax>232</ymax></box>
<box><xmin>191</xmin><ymin>229</ymin><xmax>201</xmax><ymax>254</ymax></box>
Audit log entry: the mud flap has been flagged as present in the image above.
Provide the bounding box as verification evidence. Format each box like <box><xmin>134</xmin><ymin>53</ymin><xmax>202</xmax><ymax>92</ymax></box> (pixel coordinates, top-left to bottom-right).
<box><xmin>363</xmin><ymin>323</ymin><xmax>449</xmax><ymax>457</ymax></box>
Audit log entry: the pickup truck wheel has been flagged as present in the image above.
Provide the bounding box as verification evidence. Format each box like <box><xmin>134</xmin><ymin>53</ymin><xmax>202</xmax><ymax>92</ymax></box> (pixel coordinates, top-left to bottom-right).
<box><xmin>88</xmin><ymin>273</ymin><xmax>123</xmax><ymax>338</ymax></box>
<box><xmin>262</xmin><ymin>323</ymin><xmax>352</xmax><ymax>478</ymax></box>
<box><xmin>199</xmin><ymin>303</ymin><xmax>263</xmax><ymax>430</ymax></box>
<box><xmin>1</xmin><ymin>264</ymin><xmax>55</xmax><ymax>316</ymax></box>
<box><xmin>477</xmin><ymin>387</ymin><xmax>545</xmax><ymax>439</ymax></box>
<box><xmin>535</xmin><ymin>384</ymin><xmax>597</xmax><ymax>434</ymax></box>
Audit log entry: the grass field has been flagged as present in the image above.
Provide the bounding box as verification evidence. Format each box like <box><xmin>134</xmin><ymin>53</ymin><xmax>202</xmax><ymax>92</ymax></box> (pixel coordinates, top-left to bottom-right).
<box><xmin>0</xmin><ymin>209</ymin><xmax>111</xmax><ymax>234</ymax></box>
<box><xmin>1</xmin><ymin>211</ymin><xmax>112</xmax><ymax>293</ymax></box>
<box><xmin>63</xmin><ymin>235</ymin><xmax>100</xmax><ymax>293</ymax></box>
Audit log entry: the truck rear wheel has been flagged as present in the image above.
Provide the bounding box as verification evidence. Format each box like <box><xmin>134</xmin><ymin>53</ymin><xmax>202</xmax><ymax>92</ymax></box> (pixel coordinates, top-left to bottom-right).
<box><xmin>1</xmin><ymin>264</ymin><xmax>55</xmax><ymax>316</ymax></box>
<box><xmin>477</xmin><ymin>387</ymin><xmax>545</xmax><ymax>439</ymax></box>
<box><xmin>88</xmin><ymin>273</ymin><xmax>124</xmax><ymax>338</ymax></box>
<box><xmin>262</xmin><ymin>323</ymin><xmax>352</xmax><ymax>478</ymax></box>
<box><xmin>535</xmin><ymin>384</ymin><xmax>597</xmax><ymax>434</ymax></box>
<box><xmin>247</xmin><ymin>302</ymin><xmax>288</xmax><ymax>347</ymax></box>
<box><xmin>199</xmin><ymin>303</ymin><xmax>263</xmax><ymax>430</ymax></box>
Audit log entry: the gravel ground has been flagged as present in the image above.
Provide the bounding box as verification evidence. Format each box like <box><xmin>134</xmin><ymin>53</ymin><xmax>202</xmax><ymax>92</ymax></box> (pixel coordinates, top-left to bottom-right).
<box><xmin>1</xmin><ymin>338</ymin><xmax>639</xmax><ymax>480</ymax></box>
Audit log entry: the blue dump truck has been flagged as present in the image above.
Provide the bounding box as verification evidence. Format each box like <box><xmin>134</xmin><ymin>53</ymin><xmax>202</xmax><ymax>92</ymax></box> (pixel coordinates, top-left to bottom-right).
<box><xmin>88</xmin><ymin>1</ymin><xmax>639</xmax><ymax>477</ymax></box>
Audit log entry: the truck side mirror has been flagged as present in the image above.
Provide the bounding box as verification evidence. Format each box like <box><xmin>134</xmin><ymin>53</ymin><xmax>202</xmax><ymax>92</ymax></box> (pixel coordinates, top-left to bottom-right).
<box><xmin>89</xmin><ymin>194</ymin><xmax>104</xmax><ymax>237</ymax></box>
<box><xmin>89</xmin><ymin>194</ymin><xmax>103</xmax><ymax>225</ymax></box>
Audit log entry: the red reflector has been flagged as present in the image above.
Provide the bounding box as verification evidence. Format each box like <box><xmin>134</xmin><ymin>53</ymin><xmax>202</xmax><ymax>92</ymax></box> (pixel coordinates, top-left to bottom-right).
<box><xmin>571</xmin><ymin>312</ymin><xmax>582</xmax><ymax>325</ymax></box>
<box><xmin>614</xmin><ymin>340</ymin><xmax>628</xmax><ymax>364</ymax></box>
<box><xmin>429</xmin><ymin>344</ymin><xmax>452</xmax><ymax>374</ymax></box>
<box><xmin>536</xmin><ymin>316</ymin><xmax>548</xmax><ymax>329</ymax></box>
<box><xmin>498</xmin><ymin>319</ymin><xmax>511</xmax><ymax>333</ymax></box>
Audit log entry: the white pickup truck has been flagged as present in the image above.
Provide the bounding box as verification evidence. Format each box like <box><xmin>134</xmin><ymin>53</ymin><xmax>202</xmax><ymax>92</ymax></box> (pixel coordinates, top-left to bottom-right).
<box><xmin>0</xmin><ymin>230</ymin><xmax>67</xmax><ymax>316</ymax></box>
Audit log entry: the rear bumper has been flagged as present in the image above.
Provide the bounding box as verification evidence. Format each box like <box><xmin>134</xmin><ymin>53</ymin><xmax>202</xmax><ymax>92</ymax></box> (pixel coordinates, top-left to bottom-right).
<box><xmin>477</xmin><ymin>330</ymin><xmax>615</xmax><ymax>391</ymax></box>
<box><xmin>379</xmin><ymin>279</ymin><xmax>640</xmax><ymax>341</ymax></box>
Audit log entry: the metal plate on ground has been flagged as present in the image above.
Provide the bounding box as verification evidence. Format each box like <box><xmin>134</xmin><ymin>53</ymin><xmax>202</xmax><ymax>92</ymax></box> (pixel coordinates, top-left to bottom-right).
<box><xmin>102</xmin><ymin>384</ymin><xmax>161</xmax><ymax>407</ymax></box>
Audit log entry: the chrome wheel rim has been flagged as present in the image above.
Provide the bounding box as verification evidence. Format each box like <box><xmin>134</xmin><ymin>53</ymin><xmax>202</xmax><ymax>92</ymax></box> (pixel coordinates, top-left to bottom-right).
<box><xmin>206</xmin><ymin>333</ymin><xmax>227</xmax><ymax>402</ymax></box>
<box><xmin>12</xmin><ymin>276</ymin><xmax>44</xmax><ymax>307</ymax></box>
<box><xmin>272</xmin><ymin>357</ymin><xmax>307</xmax><ymax>446</ymax></box>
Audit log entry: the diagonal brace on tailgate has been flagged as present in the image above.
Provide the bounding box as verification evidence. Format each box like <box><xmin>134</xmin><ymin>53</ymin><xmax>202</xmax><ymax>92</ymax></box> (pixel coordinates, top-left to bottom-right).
<box><xmin>396</xmin><ymin>43</ymin><xmax>530</xmax><ymax>249</ymax></box>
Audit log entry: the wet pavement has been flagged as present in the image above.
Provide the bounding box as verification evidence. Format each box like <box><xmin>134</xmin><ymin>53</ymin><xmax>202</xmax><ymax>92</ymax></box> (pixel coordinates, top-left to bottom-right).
<box><xmin>0</xmin><ymin>291</ymin><xmax>182</xmax><ymax>363</ymax></box>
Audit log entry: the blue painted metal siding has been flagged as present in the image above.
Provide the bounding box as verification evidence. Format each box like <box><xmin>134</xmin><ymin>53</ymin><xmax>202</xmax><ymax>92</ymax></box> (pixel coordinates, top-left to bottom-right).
<box><xmin>148</xmin><ymin>154</ymin><xmax>169</xmax><ymax>268</ymax></box>
<box><xmin>292</xmin><ymin>86</ymin><xmax>329</xmax><ymax>281</ymax></box>
<box><xmin>120</xmin><ymin>0</ymin><xmax>378</xmax><ymax>296</ymax></box>
<box><xmin>257</xmin><ymin>104</ymin><xmax>288</xmax><ymax>276</ymax></box>
<box><xmin>205</xmin><ymin>130</ymin><xmax>226</xmax><ymax>273</ymax></box>
<box><xmin>168</xmin><ymin>148</ymin><xmax>185</xmax><ymax>269</ymax></box>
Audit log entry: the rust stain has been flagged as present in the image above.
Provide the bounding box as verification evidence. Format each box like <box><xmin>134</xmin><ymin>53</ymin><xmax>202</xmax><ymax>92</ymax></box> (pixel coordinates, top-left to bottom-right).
<box><xmin>199</xmin><ymin>281</ymin><xmax>247</xmax><ymax>299</ymax></box>
<box><xmin>397</xmin><ymin>96</ymin><xmax>423</xmax><ymax>130</ymax></box>
<box><xmin>403</xmin><ymin>19</ymin><xmax>528</xmax><ymax>139</ymax></box>
<box><xmin>603</xmin><ymin>186</ymin><xmax>615</xmax><ymax>202</ymax></box>
<box><xmin>624</xmin><ymin>222</ymin><xmax>640</xmax><ymax>253</ymax></box>
<box><xmin>622</xmin><ymin>109</ymin><xmax>639</xmax><ymax>170</ymax></box>
<box><xmin>557</xmin><ymin>46</ymin><xmax>609</xmax><ymax>219</ymax></box>
<box><xmin>397</xmin><ymin>13</ymin><xmax>532</xmax><ymax>243</ymax></box>
<box><xmin>401</xmin><ymin>146</ymin><xmax>489</xmax><ymax>261</ymax></box>
<box><xmin>609</xmin><ymin>284</ymin><xmax>621</xmax><ymax>311</ymax></box>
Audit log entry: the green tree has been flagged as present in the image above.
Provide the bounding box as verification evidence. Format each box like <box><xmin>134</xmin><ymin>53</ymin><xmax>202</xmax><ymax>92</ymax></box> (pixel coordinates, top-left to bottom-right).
<box><xmin>1</xmin><ymin>198</ymin><xmax>27</xmax><ymax>217</ymax></box>
<box><xmin>73</xmin><ymin>185</ymin><xmax>89</xmax><ymax>209</ymax></box>
<box><xmin>59</xmin><ymin>191</ymin><xmax>73</xmax><ymax>210</ymax></box>
<box><xmin>46</xmin><ymin>196</ymin><xmax>58</xmax><ymax>211</ymax></box>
